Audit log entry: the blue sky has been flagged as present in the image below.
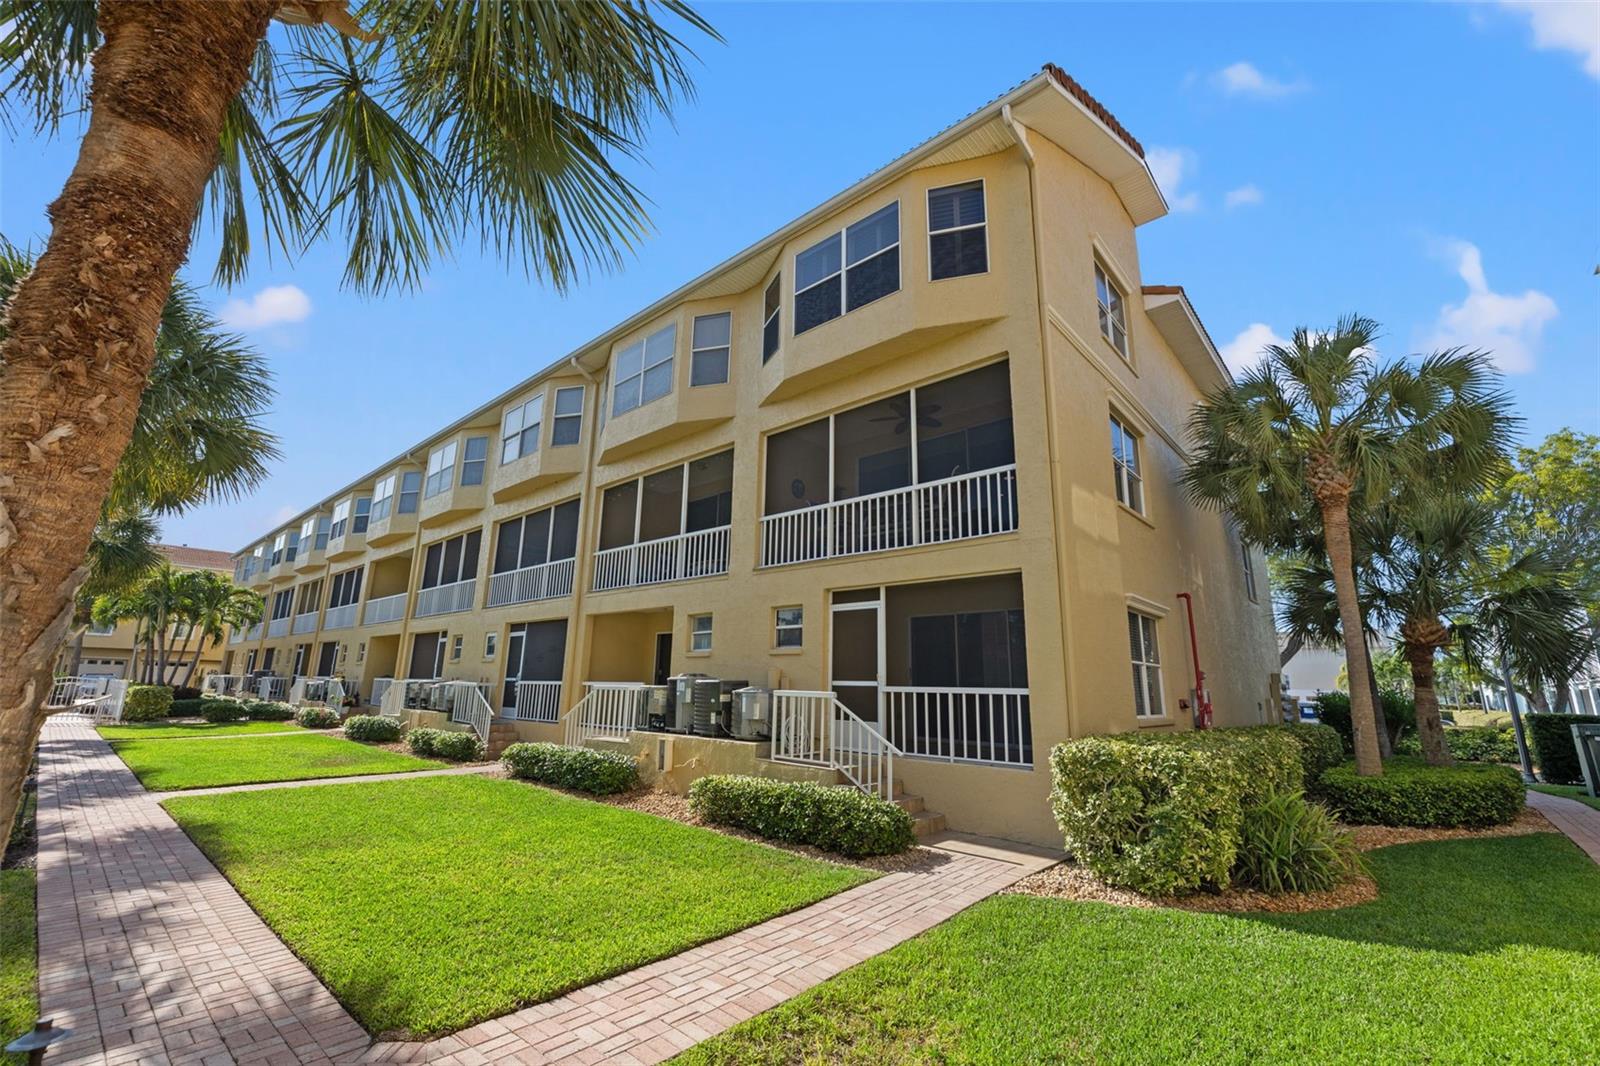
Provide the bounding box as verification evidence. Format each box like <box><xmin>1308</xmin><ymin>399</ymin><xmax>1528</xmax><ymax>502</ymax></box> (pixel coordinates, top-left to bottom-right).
<box><xmin>3</xmin><ymin>2</ymin><xmax>1597</xmax><ymax>553</ymax></box>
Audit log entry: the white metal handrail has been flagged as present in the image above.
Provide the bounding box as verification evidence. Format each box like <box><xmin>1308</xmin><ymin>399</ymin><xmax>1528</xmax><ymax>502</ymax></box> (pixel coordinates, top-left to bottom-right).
<box><xmin>291</xmin><ymin>676</ymin><xmax>345</xmax><ymax>707</ymax></box>
<box><xmin>770</xmin><ymin>690</ymin><xmax>899</xmax><ymax>801</ymax></box>
<box><xmin>363</xmin><ymin>592</ymin><xmax>407</xmax><ymax>625</ymax></box>
<box><xmin>292</xmin><ymin>611</ymin><xmax>318</xmax><ymax>635</ymax></box>
<box><xmin>323</xmin><ymin>603</ymin><xmax>357</xmax><ymax>630</ymax></box>
<box><xmin>415</xmin><ymin>578</ymin><xmax>476</xmax><ymax>618</ymax></box>
<box><xmin>89</xmin><ymin>679</ymin><xmax>129</xmax><ymax>722</ymax></box>
<box><xmin>592</xmin><ymin>526</ymin><xmax>729</xmax><ymax>592</ymax></box>
<box><xmin>376</xmin><ymin>678</ymin><xmax>414</xmax><ymax>718</ymax></box>
<box><xmin>563</xmin><ymin>682</ymin><xmax>647</xmax><ymax>744</ymax></box>
<box><xmin>487</xmin><ymin>557</ymin><xmax>576</xmax><ymax>607</ymax></box>
<box><xmin>257</xmin><ymin>676</ymin><xmax>289</xmax><ymax>702</ymax></box>
<box><xmin>761</xmin><ymin>464</ymin><xmax>1018</xmax><ymax>568</ymax></box>
<box><xmin>509</xmin><ymin>680</ymin><xmax>563</xmax><ymax>722</ymax></box>
<box><xmin>45</xmin><ymin>675</ymin><xmax>113</xmax><ymax>709</ymax></box>
<box><xmin>267</xmin><ymin>616</ymin><xmax>290</xmax><ymax>638</ymax></box>
<box><xmin>202</xmin><ymin>674</ymin><xmax>247</xmax><ymax>698</ymax></box>
<box><xmin>434</xmin><ymin>680</ymin><xmax>493</xmax><ymax>744</ymax></box>
<box><xmin>883</xmin><ymin>686</ymin><xmax>1032</xmax><ymax>767</ymax></box>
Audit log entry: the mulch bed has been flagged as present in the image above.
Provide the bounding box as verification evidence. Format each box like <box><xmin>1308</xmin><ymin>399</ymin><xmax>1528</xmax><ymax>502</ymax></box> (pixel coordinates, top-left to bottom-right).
<box><xmin>1005</xmin><ymin>806</ymin><xmax>1558</xmax><ymax>915</ymax></box>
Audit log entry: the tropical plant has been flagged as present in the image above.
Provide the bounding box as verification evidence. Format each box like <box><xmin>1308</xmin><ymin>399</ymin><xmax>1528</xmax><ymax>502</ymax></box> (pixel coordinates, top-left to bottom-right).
<box><xmin>1489</xmin><ymin>429</ymin><xmax>1600</xmax><ymax>633</ymax></box>
<box><xmin>1185</xmin><ymin>317</ymin><xmax>1511</xmax><ymax>776</ymax></box>
<box><xmin>173</xmin><ymin>571</ymin><xmax>263</xmax><ymax>689</ymax></box>
<box><xmin>0</xmin><ymin>0</ymin><xmax>715</xmax><ymax>846</ymax></box>
<box><xmin>91</xmin><ymin>566</ymin><xmax>262</xmax><ymax>687</ymax></box>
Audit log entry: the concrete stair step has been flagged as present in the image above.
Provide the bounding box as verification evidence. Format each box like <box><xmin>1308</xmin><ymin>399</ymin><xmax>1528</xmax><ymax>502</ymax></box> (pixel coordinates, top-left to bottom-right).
<box><xmin>910</xmin><ymin>809</ymin><xmax>947</xmax><ymax>838</ymax></box>
<box><xmin>892</xmin><ymin>792</ymin><xmax>925</xmax><ymax>816</ymax></box>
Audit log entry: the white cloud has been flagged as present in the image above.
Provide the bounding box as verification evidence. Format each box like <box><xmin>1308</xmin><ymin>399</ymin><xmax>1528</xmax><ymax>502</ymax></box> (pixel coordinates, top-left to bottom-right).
<box><xmin>1425</xmin><ymin>240</ymin><xmax>1557</xmax><ymax>374</ymax></box>
<box><xmin>1219</xmin><ymin>323</ymin><xmax>1290</xmax><ymax>377</ymax></box>
<box><xmin>219</xmin><ymin>284</ymin><xmax>312</xmax><ymax>330</ymax></box>
<box><xmin>1224</xmin><ymin>184</ymin><xmax>1264</xmax><ymax>210</ymax></box>
<box><xmin>1213</xmin><ymin>61</ymin><xmax>1307</xmax><ymax>98</ymax></box>
<box><xmin>1497</xmin><ymin>0</ymin><xmax>1600</xmax><ymax>79</ymax></box>
<box><xmin>1146</xmin><ymin>146</ymin><xmax>1200</xmax><ymax>212</ymax></box>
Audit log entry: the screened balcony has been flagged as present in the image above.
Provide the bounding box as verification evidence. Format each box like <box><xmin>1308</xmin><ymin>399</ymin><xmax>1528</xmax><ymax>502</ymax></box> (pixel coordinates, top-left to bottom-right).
<box><xmin>761</xmin><ymin>361</ymin><xmax>1018</xmax><ymax>568</ymax></box>
<box><xmin>593</xmin><ymin>450</ymin><xmax>733</xmax><ymax>591</ymax></box>
<box><xmin>488</xmin><ymin>500</ymin><xmax>579</xmax><ymax>607</ymax></box>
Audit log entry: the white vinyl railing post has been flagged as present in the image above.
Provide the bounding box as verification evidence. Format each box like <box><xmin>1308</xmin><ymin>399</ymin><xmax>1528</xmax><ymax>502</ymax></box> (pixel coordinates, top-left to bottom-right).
<box><xmin>769</xmin><ymin>690</ymin><xmax>898</xmax><ymax>801</ymax></box>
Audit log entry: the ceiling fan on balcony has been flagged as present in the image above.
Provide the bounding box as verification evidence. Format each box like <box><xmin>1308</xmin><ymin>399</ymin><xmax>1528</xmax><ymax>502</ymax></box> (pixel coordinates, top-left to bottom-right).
<box><xmin>870</xmin><ymin>398</ymin><xmax>942</xmax><ymax>435</ymax></box>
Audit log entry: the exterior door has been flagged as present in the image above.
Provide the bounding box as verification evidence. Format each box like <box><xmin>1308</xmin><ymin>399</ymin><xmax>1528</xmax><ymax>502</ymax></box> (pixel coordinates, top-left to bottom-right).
<box><xmin>408</xmin><ymin>632</ymin><xmax>442</xmax><ymax>679</ymax></box>
<box><xmin>653</xmin><ymin>632</ymin><xmax>673</xmax><ymax>685</ymax></box>
<box><xmin>502</xmin><ymin>621</ymin><xmax>567</xmax><ymax>712</ymax></box>
<box><xmin>316</xmin><ymin>641</ymin><xmax>339</xmax><ymax>676</ymax></box>
<box><xmin>830</xmin><ymin>593</ymin><xmax>883</xmax><ymax>749</ymax></box>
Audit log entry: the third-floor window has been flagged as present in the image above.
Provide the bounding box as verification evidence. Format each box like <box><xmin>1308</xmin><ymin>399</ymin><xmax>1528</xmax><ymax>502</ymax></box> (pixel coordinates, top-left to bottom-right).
<box><xmin>299</xmin><ymin>514</ymin><xmax>329</xmax><ymax>551</ymax></box>
<box><xmin>690</xmin><ymin>313</ymin><xmax>731</xmax><ymax>386</ymax></box>
<box><xmin>612</xmin><ymin>322</ymin><xmax>677</xmax><ymax>417</ymax></box>
<box><xmin>928</xmin><ymin>181</ymin><xmax>987</xmax><ymax>280</ymax></box>
<box><xmin>795</xmin><ymin>201</ymin><xmax>900</xmax><ymax>335</ymax></box>
<box><xmin>425</xmin><ymin>441</ymin><xmax>456</xmax><ymax>498</ymax></box>
<box><xmin>501</xmin><ymin>395</ymin><xmax>543</xmax><ymax>464</ymax></box>
<box><xmin>551</xmin><ymin>386</ymin><xmax>583</xmax><ymax>446</ymax></box>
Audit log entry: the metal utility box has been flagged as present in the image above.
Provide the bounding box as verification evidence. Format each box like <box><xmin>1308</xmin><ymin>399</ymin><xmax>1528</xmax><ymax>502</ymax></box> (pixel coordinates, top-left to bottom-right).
<box><xmin>731</xmin><ymin>686</ymin><xmax>773</xmax><ymax>740</ymax></box>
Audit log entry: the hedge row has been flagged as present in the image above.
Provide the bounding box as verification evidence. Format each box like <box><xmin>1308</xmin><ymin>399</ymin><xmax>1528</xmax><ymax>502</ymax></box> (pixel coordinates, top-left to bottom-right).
<box><xmin>1395</xmin><ymin>725</ymin><xmax>1520</xmax><ymax>765</ymax></box>
<box><xmin>688</xmin><ymin>775</ymin><xmax>914</xmax><ymax>858</ymax></box>
<box><xmin>295</xmin><ymin>706</ymin><xmax>342</xmax><ymax>730</ymax></box>
<box><xmin>122</xmin><ymin>685</ymin><xmax>172</xmax><ymax>722</ymax></box>
<box><xmin>343</xmin><ymin>715</ymin><xmax>401</xmax><ymax>743</ymax></box>
<box><xmin>1317</xmin><ymin>757</ymin><xmax>1524</xmax><ymax>828</ymax></box>
<box><xmin>1527</xmin><ymin>713</ymin><xmax>1586</xmax><ymax>785</ymax></box>
<box><xmin>502</xmin><ymin>742</ymin><xmax>639</xmax><ymax>795</ymax></box>
<box><xmin>405</xmin><ymin>727</ymin><xmax>483</xmax><ymax>761</ymax></box>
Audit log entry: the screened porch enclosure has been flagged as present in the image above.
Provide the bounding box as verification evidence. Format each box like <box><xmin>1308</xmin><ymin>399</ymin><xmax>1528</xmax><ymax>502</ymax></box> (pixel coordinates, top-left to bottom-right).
<box><xmin>762</xmin><ymin>361</ymin><xmax>1018</xmax><ymax>567</ymax></box>
<box><xmin>501</xmin><ymin>620</ymin><xmax>566</xmax><ymax>721</ymax></box>
<box><xmin>594</xmin><ymin>450</ymin><xmax>733</xmax><ymax>590</ymax></box>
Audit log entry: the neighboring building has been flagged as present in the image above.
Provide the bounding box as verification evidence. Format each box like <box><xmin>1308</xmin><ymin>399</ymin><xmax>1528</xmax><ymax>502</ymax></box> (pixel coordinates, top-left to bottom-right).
<box><xmin>225</xmin><ymin>66</ymin><xmax>1278</xmax><ymax>846</ymax></box>
<box><xmin>65</xmin><ymin>544</ymin><xmax>235</xmax><ymax>684</ymax></box>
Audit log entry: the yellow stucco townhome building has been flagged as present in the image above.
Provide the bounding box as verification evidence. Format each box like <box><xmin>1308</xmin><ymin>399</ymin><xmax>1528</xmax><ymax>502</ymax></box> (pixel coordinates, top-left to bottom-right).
<box><xmin>223</xmin><ymin>66</ymin><xmax>1279</xmax><ymax>846</ymax></box>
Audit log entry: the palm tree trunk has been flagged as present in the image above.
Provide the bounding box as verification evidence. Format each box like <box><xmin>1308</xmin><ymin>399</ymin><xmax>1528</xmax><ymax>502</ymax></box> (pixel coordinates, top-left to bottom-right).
<box><xmin>1500</xmin><ymin>659</ymin><xmax>1536</xmax><ymax>783</ymax></box>
<box><xmin>68</xmin><ymin>629</ymin><xmax>85</xmax><ymax>675</ymax></box>
<box><xmin>0</xmin><ymin>0</ymin><xmax>274</xmax><ymax>845</ymax></box>
<box><xmin>1320</xmin><ymin>499</ymin><xmax>1384</xmax><ymax>776</ymax></box>
<box><xmin>1405</xmin><ymin>641</ymin><xmax>1453</xmax><ymax>766</ymax></box>
<box><xmin>179</xmin><ymin>635</ymin><xmax>211</xmax><ymax>689</ymax></box>
<box><xmin>1364</xmin><ymin>651</ymin><xmax>1393</xmax><ymax>758</ymax></box>
<box><xmin>1279</xmin><ymin>631</ymin><xmax>1303</xmax><ymax>669</ymax></box>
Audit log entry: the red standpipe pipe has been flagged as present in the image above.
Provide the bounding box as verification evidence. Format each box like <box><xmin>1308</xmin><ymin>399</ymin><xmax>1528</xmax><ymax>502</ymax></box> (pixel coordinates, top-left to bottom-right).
<box><xmin>1176</xmin><ymin>592</ymin><xmax>1212</xmax><ymax>729</ymax></box>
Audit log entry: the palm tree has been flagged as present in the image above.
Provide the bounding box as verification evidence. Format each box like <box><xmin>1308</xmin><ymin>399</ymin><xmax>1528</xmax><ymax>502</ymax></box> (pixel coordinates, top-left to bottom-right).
<box><xmin>1185</xmin><ymin>317</ymin><xmax>1512</xmax><ymax>776</ymax></box>
<box><xmin>176</xmin><ymin>574</ymin><xmax>262</xmax><ymax>689</ymax></box>
<box><xmin>0</xmin><ymin>0</ymin><xmax>714</xmax><ymax>841</ymax></box>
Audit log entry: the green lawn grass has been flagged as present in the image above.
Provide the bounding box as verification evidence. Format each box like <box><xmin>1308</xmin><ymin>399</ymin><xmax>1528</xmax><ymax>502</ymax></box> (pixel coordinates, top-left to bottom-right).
<box><xmin>1531</xmin><ymin>783</ymin><xmax>1600</xmax><ymax>812</ymax></box>
<box><xmin>112</xmin><ymin>734</ymin><xmax>440</xmax><ymax>790</ymax></box>
<box><xmin>677</xmin><ymin>833</ymin><xmax>1599</xmax><ymax>1065</ymax></box>
<box><xmin>98</xmin><ymin>719</ymin><xmax>306</xmax><ymax>741</ymax></box>
<box><xmin>163</xmin><ymin>775</ymin><xmax>870</xmax><ymax>1037</ymax></box>
<box><xmin>0</xmin><ymin>869</ymin><xmax>36</xmax><ymax>1066</ymax></box>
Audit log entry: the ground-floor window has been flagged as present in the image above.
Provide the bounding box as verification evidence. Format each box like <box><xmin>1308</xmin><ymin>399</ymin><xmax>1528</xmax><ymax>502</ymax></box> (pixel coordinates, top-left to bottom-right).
<box><xmin>690</xmin><ymin>613</ymin><xmax>713</xmax><ymax>652</ymax></box>
<box><xmin>1128</xmin><ymin>610</ymin><xmax>1164</xmax><ymax>718</ymax></box>
<box><xmin>774</xmin><ymin>606</ymin><xmax>803</xmax><ymax>648</ymax></box>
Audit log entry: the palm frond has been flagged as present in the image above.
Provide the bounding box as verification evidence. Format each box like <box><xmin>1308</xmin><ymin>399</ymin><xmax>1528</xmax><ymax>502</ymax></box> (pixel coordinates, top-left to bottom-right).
<box><xmin>0</xmin><ymin>0</ymin><xmax>97</xmax><ymax>133</ymax></box>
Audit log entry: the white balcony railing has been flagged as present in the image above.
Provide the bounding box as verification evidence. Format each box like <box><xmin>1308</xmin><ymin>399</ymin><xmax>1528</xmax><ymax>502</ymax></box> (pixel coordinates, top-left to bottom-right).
<box><xmin>436</xmin><ymin>680</ymin><xmax>494</xmax><ymax>744</ymax></box>
<box><xmin>761</xmin><ymin>464</ymin><xmax>1018</xmax><ymax>569</ymax></box>
<box><xmin>487</xmin><ymin>558</ymin><xmax>575</xmax><ymax>608</ymax></box>
<box><xmin>323</xmin><ymin>603</ymin><xmax>357</xmax><ymax>630</ymax></box>
<box><xmin>257</xmin><ymin>676</ymin><xmax>290</xmax><ymax>702</ymax></box>
<box><xmin>228</xmin><ymin>630</ymin><xmax>243</xmax><ymax>645</ymax></box>
<box><xmin>292</xmin><ymin>611</ymin><xmax>318</xmax><ymax>635</ymax></box>
<box><xmin>363</xmin><ymin>592</ymin><xmax>406</xmax><ymax>625</ymax></box>
<box><xmin>592</xmin><ymin>526</ymin><xmax>729</xmax><ymax>592</ymax></box>
<box><xmin>563</xmin><ymin>682</ymin><xmax>648</xmax><ymax>744</ymax></box>
<box><xmin>290</xmin><ymin>675</ymin><xmax>345</xmax><ymax>708</ymax></box>
<box><xmin>202</xmin><ymin>674</ymin><xmax>248</xmax><ymax>698</ymax></box>
<box><xmin>883</xmin><ymin>687</ymin><xmax>1033</xmax><ymax>767</ymax></box>
<box><xmin>245</xmin><ymin>622</ymin><xmax>264</xmax><ymax>641</ymax></box>
<box><xmin>509</xmin><ymin>680</ymin><xmax>563</xmax><ymax>722</ymax></box>
<box><xmin>267</xmin><ymin>616</ymin><xmax>290</xmax><ymax>638</ymax></box>
<box><xmin>415</xmin><ymin>578</ymin><xmax>476</xmax><ymax>618</ymax></box>
<box><xmin>770</xmin><ymin>690</ymin><xmax>898</xmax><ymax>801</ymax></box>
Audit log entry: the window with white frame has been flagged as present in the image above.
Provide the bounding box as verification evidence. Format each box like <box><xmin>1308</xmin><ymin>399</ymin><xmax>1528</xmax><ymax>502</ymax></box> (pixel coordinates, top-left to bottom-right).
<box><xmin>425</xmin><ymin>441</ymin><xmax>457</xmax><ymax>498</ymax></box>
<box><xmin>774</xmin><ymin>606</ymin><xmax>802</xmax><ymax>648</ymax></box>
<box><xmin>356</xmin><ymin>641</ymin><xmax>366</xmax><ymax>663</ymax></box>
<box><xmin>328</xmin><ymin>567</ymin><xmax>363</xmax><ymax>608</ymax></box>
<box><xmin>1110</xmin><ymin>414</ymin><xmax>1144</xmax><ymax>514</ymax></box>
<box><xmin>762</xmin><ymin>274</ymin><xmax>781</xmax><ymax>363</ymax></box>
<box><xmin>1127</xmin><ymin>610</ymin><xmax>1163</xmax><ymax>718</ymax></box>
<box><xmin>271</xmin><ymin>531</ymin><xmax>289</xmax><ymax>566</ymax></box>
<box><xmin>501</xmin><ymin>394</ymin><xmax>543</xmax><ymax>464</ymax></box>
<box><xmin>1241</xmin><ymin>540</ymin><xmax>1258</xmax><ymax>603</ymax></box>
<box><xmin>690</xmin><ymin>312</ymin><xmax>731</xmax><ymax>386</ymax></box>
<box><xmin>398</xmin><ymin>471</ymin><xmax>421</xmax><ymax>514</ymax></box>
<box><xmin>371</xmin><ymin>475</ymin><xmax>397</xmax><ymax>521</ymax></box>
<box><xmin>484</xmin><ymin>632</ymin><xmax>497</xmax><ymax>660</ymax></box>
<box><xmin>461</xmin><ymin>436</ymin><xmax>488</xmax><ymax>486</ymax></box>
<box><xmin>1095</xmin><ymin>262</ymin><xmax>1129</xmax><ymax>357</ymax></box>
<box><xmin>612</xmin><ymin>323</ymin><xmax>677</xmax><ymax>417</ymax></box>
<box><xmin>551</xmin><ymin>386</ymin><xmax>583</xmax><ymax>446</ymax></box>
<box><xmin>329</xmin><ymin>499</ymin><xmax>351</xmax><ymax>539</ymax></box>
<box><xmin>794</xmin><ymin>202</ymin><xmax>900</xmax><ymax>335</ymax></box>
<box><xmin>352</xmin><ymin>496</ymin><xmax>371</xmax><ymax>534</ymax></box>
<box><xmin>689</xmin><ymin>613</ymin><xmax>713</xmax><ymax>653</ymax></box>
<box><xmin>928</xmin><ymin>181</ymin><xmax>987</xmax><ymax>279</ymax></box>
<box><xmin>301</xmin><ymin>514</ymin><xmax>330</xmax><ymax>550</ymax></box>
<box><xmin>451</xmin><ymin>635</ymin><xmax>464</xmax><ymax>661</ymax></box>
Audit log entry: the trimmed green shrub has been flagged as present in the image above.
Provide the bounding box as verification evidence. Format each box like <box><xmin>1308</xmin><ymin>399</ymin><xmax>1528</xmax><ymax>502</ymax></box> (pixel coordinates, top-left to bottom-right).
<box><xmin>1527</xmin><ymin>713</ymin><xmax>1585</xmax><ymax>785</ymax></box>
<box><xmin>171</xmin><ymin>685</ymin><xmax>202</xmax><ymax>701</ymax></box>
<box><xmin>1050</xmin><ymin>736</ymin><xmax>1241</xmax><ymax>895</ymax></box>
<box><xmin>1396</xmin><ymin>726</ymin><xmax>1519</xmax><ymax>764</ymax></box>
<box><xmin>121</xmin><ymin>685</ymin><xmax>173</xmax><ymax>722</ymax></box>
<box><xmin>244</xmin><ymin>700</ymin><xmax>295</xmax><ymax>721</ymax></box>
<box><xmin>1314</xmin><ymin>689</ymin><xmax>1415</xmax><ymax>752</ymax></box>
<box><xmin>1131</xmin><ymin>726</ymin><xmax>1305</xmax><ymax>805</ymax></box>
<box><xmin>405</xmin><ymin>727</ymin><xmax>441</xmax><ymax>757</ymax></box>
<box><xmin>405</xmin><ymin>726</ymin><xmax>482</xmax><ymax>761</ymax></box>
<box><xmin>1277</xmin><ymin>722</ymin><xmax>1345</xmax><ymax>782</ymax></box>
<box><xmin>343</xmin><ymin>715</ymin><xmax>401</xmax><ymax>743</ymax></box>
<box><xmin>169</xmin><ymin>697</ymin><xmax>206</xmax><ymax>718</ymax></box>
<box><xmin>295</xmin><ymin>706</ymin><xmax>341</xmax><ymax>729</ymax></box>
<box><xmin>1233</xmin><ymin>788</ymin><xmax>1366</xmax><ymax>894</ymax></box>
<box><xmin>689</xmin><ymin>774</ymin><xmax>915</xmax><ymax>858</ymax></box>
<box><xmin>502</xmin><ymin>742</ymin><xmax>638</xmax><ymax>795</ymax></box>
<box><xmin>1313</xmin><ymin>691</ymin><xmax>1353</xmax><ymax>752</ymax></box>
<box><xmin>1318</xmin><ymin>757</ymin><xmax>1523</xmax><ymax>828</ymax></box>
<box><xmin>199</xmin><ymin>699</ymin><xmax>248</xmax><ymax>723</ymax></box>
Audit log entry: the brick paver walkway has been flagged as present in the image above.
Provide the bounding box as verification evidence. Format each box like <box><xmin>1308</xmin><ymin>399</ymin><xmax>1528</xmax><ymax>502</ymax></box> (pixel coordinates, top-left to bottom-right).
<box><xmin>1527</xmin><ymin>789</ymin><xmax>1600</xmax><ymax>863</ymax></box>
<box><xmin>34</xmin><ymin>714</ymin><xmax>1053</xmax><ymax>1064</ymax></box>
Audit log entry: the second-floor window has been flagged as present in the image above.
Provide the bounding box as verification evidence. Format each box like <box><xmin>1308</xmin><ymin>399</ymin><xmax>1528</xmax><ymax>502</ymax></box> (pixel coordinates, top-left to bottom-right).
<box><xmin>612</xmin><ymin>323</ymin><xmax>677</xmax><ymax>417</ymax></box>
<box><xmin>328</xmin><ymin>567</ymin><xmax>363</xmax><ymax>609</ymax></box>
<box><xmin>270</xmin><ymin>589</ymin><xmax>293</xmax><ymax>621</ymax></box>
<box><xmin>501</xmin><ymin>395</ymin><xmax>543</xmax><ymax>463</ymax></box>
<box><xmin>762</xmin><ymin>275</ymin><xmax>781</xmax><ymax>362</ymax></box>
<box><xmin>551</xmin><ymin>386</ymin><xmax>583</xmax><ymax>446</ymax></box>
<box><xmin>422</xmin><ymin>530</ymin><xmax>482</xmax><ymax>589</ymax></box>
<box><xmin>1109</xmin><ymin>415</ymin><xmax>1144</xmax><ymax>514</ymax></box>
<box><xmin>928</xmin><ymin>181</ymin><xmax>987</xmax><ymax>279</ymax></box>
<box><xmin>690</xmin><ymin>313</ymin><xmax>731</xmax><ymax>386</ymax></box>
<box><xmin>599</xmin><ymin>449</ymin><xmax>734</xmax><ymax>551</ymax></box>
<box><xmin>1095</xmin><ymin>262</ymin><xmax>1129</xmax><ymax>358</ymax></box>
<box><xmin>425</xmin><ymin>441</ymin><xmax>456</xmax><ymax>498</ymax></box>
<box><xmin>794</xmin><ymin>202</ymin><xmax>899</xmax><ymax>335</ymax></box>
<box><xmin>493</xmin><ymin>499</ymin><xmax>580</xmax><ymax>574</ymax></box>
<box><xmin>295</xmin><ymin>579</ymin><xmax>322</xmax><ymax>615</ymax></box>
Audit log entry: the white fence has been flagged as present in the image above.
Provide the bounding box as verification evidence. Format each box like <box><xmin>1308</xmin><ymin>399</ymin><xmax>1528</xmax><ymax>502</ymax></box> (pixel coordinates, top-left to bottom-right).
<box><xmin>883</xmin><ymin>687</ymin><xmax>1032</xmax><ymax>767</ymax></box>
<box><xmin>267</xmin><ymin>616</ymin><xmax>290</xmax><ymax>638</ymax></box>
<box><xmin>592</xmin><ymin>526</ymin><xmax>729</xmax><ymax>592</ymax></box>
<box><xmin>415</xmin><ymin>578</ymin><xmax>476</xmax><ymax>618</ymax></box>
<box><xmin>761</xmin><ymin>464</ymin><xmax>1018</xmax><ymax>568</ymax></box>
<box><xmin>44</xmin><ymin>676</ymin><xmax>126</xmax><ymax>721</ymax></box>
<box><xmin>257</xmin><ymin>676</ymin><xmax>290</xmax><ymax>702</ymax></box>
<box><xmin>563</xmin><ymin>682</ymin><xmax>647</xmax><ymax>744</ymax></box>
<box><xmin>203</xmin><ymin>674</ymin><xmax>248</xmax><ymax>698</ymax></box>
<box><xmin>289</xmin><ymin>676</ymin><xmax>345</xmax><ymax>708</ymax></box>
<box><xmin>363</xmin><ymin>592</ymin><xmax>406</xmax><ymax>625</ymax></box>
<box><xmin>292</xmin><ymin>611</ymin><xmax>318</xmax><ymax>635</ymax></box>
<box><xmin>487</xmin><ymin>558</ymin><xmax>575</xmax><ymax>608</ymax></box>
<box><xmin>509</xmin><ymin>680</ymin><xmax>563</xmax><ymax>722</ymax></box>
<box><xmin>431</xmin><ymin>680</ymin><xmax>494</xmax><ymax>743</ymax></box>
<box><xmin>770</xmin><ymin>690</ymin><xmax>898</xmax><ymax>801</ymax></box>
<box><xmin>323</xmin><ymin>603</ymin><xmax>357</xmax><ymax>630</ymax></box>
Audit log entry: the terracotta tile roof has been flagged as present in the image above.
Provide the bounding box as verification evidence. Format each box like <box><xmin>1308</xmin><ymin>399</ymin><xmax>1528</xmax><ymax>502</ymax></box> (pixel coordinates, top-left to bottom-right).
<box><xmin>157</xmin><ymin>544</ymin><xmax>234</xmax><ymax>572</ymax></box>
<box><xmin>1042</xmin><ymin>64</ymin><xmax>1145</xmax><ymax>159</ymax></box>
